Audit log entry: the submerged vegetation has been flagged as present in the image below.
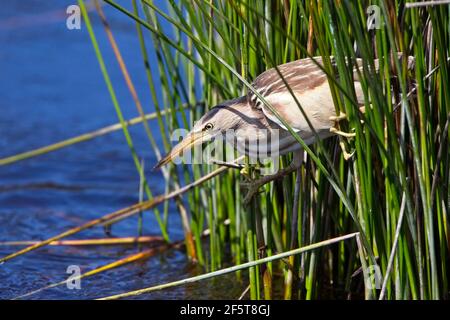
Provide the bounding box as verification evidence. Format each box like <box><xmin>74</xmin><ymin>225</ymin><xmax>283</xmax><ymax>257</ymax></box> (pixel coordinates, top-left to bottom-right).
<box><xmin>2</xmin><ymin>0</ymin><xmax>450</xmax><ymax>300</ymax></box>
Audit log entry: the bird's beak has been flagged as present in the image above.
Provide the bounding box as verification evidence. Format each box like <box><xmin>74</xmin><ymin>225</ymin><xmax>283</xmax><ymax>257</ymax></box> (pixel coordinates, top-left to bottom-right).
<box><xmin>153</xmin><ymin>131</ymin><xmax>208</xmax><ymax>170</ymax></box>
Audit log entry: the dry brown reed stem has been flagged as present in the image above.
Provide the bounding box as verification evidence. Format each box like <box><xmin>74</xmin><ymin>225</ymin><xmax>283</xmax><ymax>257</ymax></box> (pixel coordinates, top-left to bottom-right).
<box><xmin>93</xmin><ymin>0</ymin><xmax>157</xmax><ymax>157</ymax></box>
<box><xmin>0</xmin><ymin>236</ymin><xmax>164</xmax><ymax>247</ymax></box>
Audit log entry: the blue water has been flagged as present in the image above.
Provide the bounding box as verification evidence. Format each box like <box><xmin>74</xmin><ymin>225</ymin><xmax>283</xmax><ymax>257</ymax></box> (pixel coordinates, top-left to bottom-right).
<box><xmin>0</xmin><ymin>1</ymin><xmax>241</xmax><ymax>299</ymax></box>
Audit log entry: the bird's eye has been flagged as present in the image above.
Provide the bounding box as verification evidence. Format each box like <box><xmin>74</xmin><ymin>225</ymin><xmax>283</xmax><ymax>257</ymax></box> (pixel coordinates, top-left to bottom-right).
<box><xmin>203</xmin><ymin>123</ymin><xmax>214</xmax><ymax>131</ymax></box>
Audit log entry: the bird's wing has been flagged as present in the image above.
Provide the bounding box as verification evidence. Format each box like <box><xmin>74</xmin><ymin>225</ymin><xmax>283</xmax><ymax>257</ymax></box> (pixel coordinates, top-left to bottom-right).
<box><xmin>247</xmin><ymin>54</ymin><xmax>414</xmax><ymax>134</ymax></box>
<box><xmin>247</xmin><ymin>57</ymin><xmax>367</xmax><ymax>133</ymax></box>
<box><xmin>248</xmin><ymin>57</ymin><xmax>328</xmax><ymax>109</ymax></box>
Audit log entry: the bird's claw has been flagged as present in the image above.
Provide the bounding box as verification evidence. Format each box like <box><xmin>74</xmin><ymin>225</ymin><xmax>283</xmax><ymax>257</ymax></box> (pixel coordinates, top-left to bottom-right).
<box><xmin>240</xmin><ymin>166</ymin><xmax>264</xmax><ymax>182</ymax></box>
<box><xmin>329</xmin><ymin>112</ymin><xmax>348</xmax><ymax>122</ymax></box>
<box><xmin>329</xmin><ymin>112</ymin><xmax>358</xmax><ymax>160</ymax></box>
<box><xmin>330</xmin><ymin>112</ymin><xmax>357</xmax><ymax>138</ymax></box>
<box><xmin>330</xmin><ymin>127</ymin><xmax>356</xmax><ymax>138</ymax></box>
<box><xmin>240</xmin><ymin>167</ymin><xmax>251</xmax><ymax>180</ymax></box>
<box><xmin>339</xmin><ymin>141</ymin><xmax>355</xmax><ymax>160</ymax></box>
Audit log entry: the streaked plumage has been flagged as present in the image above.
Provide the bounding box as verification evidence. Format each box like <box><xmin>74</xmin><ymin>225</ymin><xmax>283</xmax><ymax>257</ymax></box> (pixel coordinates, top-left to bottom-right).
<box><xmin>155</xmin><ymin>55</ymin><xmax>414</xmax><ymax>169</ymax></box>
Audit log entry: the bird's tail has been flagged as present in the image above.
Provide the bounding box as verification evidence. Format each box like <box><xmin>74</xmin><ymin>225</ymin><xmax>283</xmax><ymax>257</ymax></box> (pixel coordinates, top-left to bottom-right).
<box><xmin>348</xmin><ymin>53</ymin><xmax>415</xmax><ymax>105</ymax></box>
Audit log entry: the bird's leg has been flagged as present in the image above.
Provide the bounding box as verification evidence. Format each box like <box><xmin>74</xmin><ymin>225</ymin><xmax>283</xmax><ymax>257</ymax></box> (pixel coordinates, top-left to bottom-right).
<box><xmin>330</xmin><ymin>107</ymin><xmax>366</xmax><ymax>120</ymax></box>
<box><xmin>329</xmin><ymin>112</ymin><xmax>356</xmax><ymax>138</ymax></box>
<box><xmin>329</xmin><ymin>110</ymin><xmax>360</xmax><ymax>160</ymax></box>
<box><xmin>242</xmin><ymin>151</ymin><xmax>303</xmax><ymax>205</ymax></box>
<box><xmin>329</xmin><ymin>127</ymin><xmax>356</xmax><ymax>138</ymax></box>
<box><xmin>329</xmin><ymin>111</ymin><xmax>356</xmax><ymax>138</ymax></box>
<box><xmin>241</xmin><ymin>165</ymin><xmax>296</xmax><ymax>204</ymax></box>
<box><xmin>329</xmin><ymin>112</ymin><xmax>348</xmax><ymax>122</ymax></box>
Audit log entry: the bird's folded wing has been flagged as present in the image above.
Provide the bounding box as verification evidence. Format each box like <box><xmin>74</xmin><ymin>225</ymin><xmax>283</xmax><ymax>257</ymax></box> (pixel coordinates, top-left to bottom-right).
<box><xmin>246</xmin><ymin>54</ymin><xmax>414</xmax><ymax>133</ymax></box>
<box><xmin>247</xmin><ymin>57</ymin><xmax>338</xmax><ymax>133</ymax></box>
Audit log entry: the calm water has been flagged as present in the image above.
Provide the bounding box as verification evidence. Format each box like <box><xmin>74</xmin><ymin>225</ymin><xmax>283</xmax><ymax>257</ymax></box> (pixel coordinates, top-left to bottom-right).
<box><xmin>0</xmin><ymin>1</ymin><xmax>241</xmax><ymax>299</ymax></box>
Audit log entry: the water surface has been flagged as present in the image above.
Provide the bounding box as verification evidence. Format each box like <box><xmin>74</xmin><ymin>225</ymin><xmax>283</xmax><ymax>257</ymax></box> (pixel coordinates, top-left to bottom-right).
<box><xmin>0</xmin><ymin>1</ymin><xmax>242</xmax><ymax>300</ymax></box>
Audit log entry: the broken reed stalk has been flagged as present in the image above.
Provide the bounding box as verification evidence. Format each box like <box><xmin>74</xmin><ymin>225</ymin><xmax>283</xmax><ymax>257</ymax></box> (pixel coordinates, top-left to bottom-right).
<box><xmin>0</xmin><ymin>157</ymin><xmax>243</xmax><ymax>264</ymax></box>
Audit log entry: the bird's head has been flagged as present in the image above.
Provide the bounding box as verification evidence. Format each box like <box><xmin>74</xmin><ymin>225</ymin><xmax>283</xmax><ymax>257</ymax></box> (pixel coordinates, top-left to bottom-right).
<box><xmin>154</xmin><ymin>97</ymin><xmax>245</xmax><ymax>169</ymax></box>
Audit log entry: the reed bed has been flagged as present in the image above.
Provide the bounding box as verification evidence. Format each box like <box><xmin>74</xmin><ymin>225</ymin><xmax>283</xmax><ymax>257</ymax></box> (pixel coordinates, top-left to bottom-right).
<box><xmin>2</xmin><ymin>0</ymin><xmax>449</xmax><ymax>300</ymax></box>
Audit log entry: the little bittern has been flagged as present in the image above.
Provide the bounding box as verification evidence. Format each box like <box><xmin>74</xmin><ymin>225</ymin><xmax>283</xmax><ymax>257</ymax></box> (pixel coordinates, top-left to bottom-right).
<box><xmin>155</xmin><ymin>55</ymin><xmax>414</xmax><ymax>203</ymax></box>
